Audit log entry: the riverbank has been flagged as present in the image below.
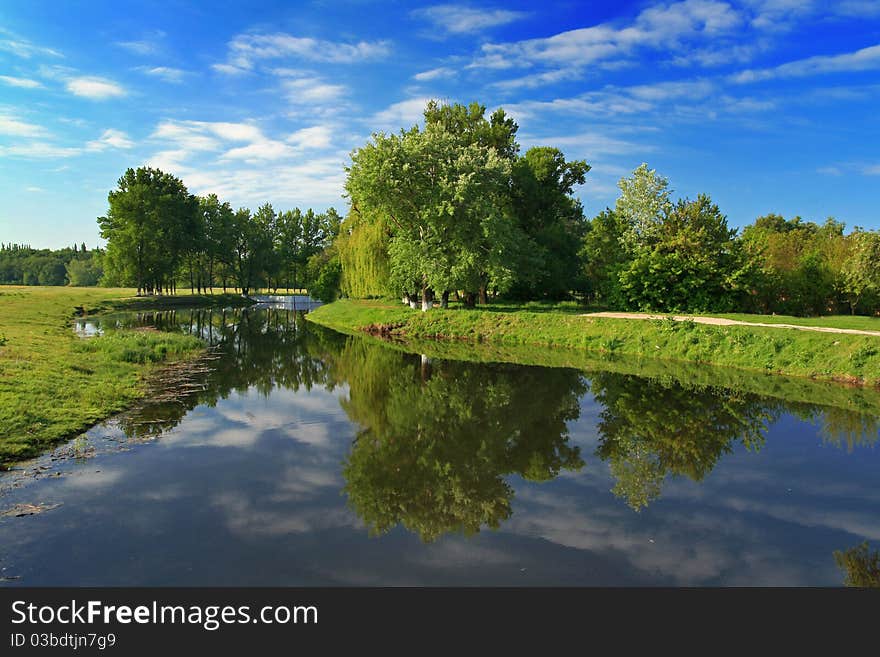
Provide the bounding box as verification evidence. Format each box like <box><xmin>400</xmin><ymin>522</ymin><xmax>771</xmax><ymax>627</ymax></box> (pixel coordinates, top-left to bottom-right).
<box><xmin>0</xmin><ymin>286</ymin><xmax>252</xmax><ymax>466</ymax></box>
<box><xmin>306</xmin><ymin>299</ymin><xmax>880</xmax><ymax>387</ymax></box>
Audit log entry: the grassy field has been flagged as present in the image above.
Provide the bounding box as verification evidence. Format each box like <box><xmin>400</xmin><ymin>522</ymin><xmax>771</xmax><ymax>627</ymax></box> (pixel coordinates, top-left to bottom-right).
<box><xmin>307</xmin><ymin>299</ymin><xmax>880</xmax><ymax>386</ymax></box>
<box><xmin>0</xmin><ymin>286</ymin><xmax>250</xmax><ymax>466</ymax></box>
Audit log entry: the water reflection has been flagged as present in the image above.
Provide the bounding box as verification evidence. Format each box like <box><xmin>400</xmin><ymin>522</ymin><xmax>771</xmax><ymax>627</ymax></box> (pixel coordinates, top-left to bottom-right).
<box><xmin>1</xmin><ymin>306</ymin><xmax>874</xmax><ymax>585</ymax></box>
<box><xmin>75</xmin><ymin>307</ymin><xmax>879</xmax><ymax>531</ymax></box>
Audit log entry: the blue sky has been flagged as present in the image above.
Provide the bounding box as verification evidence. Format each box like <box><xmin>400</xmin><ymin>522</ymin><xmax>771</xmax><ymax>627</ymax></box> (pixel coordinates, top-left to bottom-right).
<box><xmin>1</xmin><ymin>0</ymin><xmax>879</xmax><ymax>248</ymax></box>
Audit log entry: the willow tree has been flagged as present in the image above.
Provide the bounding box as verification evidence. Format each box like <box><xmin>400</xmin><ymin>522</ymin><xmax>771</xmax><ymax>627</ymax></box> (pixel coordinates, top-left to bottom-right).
<box><xmin>336</xmin><ymin>213</ymin><xmax>392</xmax><ymax>298</ymax></box>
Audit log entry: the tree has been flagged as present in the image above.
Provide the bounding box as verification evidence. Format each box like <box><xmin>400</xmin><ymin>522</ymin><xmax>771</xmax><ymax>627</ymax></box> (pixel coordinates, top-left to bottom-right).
<box><xmin>98</xmin><ymin>167</ymin><xmax>197</xmax><ymax>295</ymax></box>
<box><xmin>230</xmin><ymin>208</ymin><xmax>270</xmax><ymax>296</ymax></box>
<box><xmin>581</xmin><ymin>209</ymin><xmax>628</xmax><ymax>306</ymax></box>
<box><xmin>346</xmin><ymin>116</ymin><xmax>519</xmax><ymax>309</ymax></box>
<box><xmin>66</xmin><ymin>257</ymin><xmax>102</xmax><ymax>286</ymax></box>
<box><xmin>509</xmin><ymin>146</ymin><xmax>590</xmax><ymax>299</ymax></box>
<box><xmin>841</xmin><ymin>230</ymin><xmax>880</xmax><ymax>314</ymax></box>
<box><xmin>617</xmin><ymin>194</ymin><xmax>753</xmax><ymax>312</ymax></box>
<box><xmin>615</xmin><ymin>163</ymin><xmax>673</xmax><ymax>253</ymax></box>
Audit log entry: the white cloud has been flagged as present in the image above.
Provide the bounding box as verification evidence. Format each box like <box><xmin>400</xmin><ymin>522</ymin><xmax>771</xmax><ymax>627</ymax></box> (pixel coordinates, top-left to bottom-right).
<box><xmin>140</xmin><ymin>66</ymin><xmax>187</xmax><ymax>83</ymax></box>
<box><xmin>863</xmin><ymin>165</ymin><xmax>880</xmax><ymax>176</ymax></box>
<box><xmin>413</xmin><ymin>66</ymin><xmax>457</xmax><ymax>81</ymax></box>
<box><xmin>0</xmin><ymin>28</ymin><xmax>62</xmax><ymax>58</ymax></box>
<box><xmin>0</xmin><ymin>75</ymin><xmax>43</xmax><ymax>89</ymax></box>
<box><xmin>220</xmin><ymin>140</ymin><xmax>294</xmax><ymax>162</ymax></box>
<box><xmin>474</xmin><ymin>0</ymin><xmax>744</xmax><ymax>89</ymax></box>
<box><xmin>287</xmin><ymin>125</ymin><xmax>333</xmax><ymax>149</ymax></box>
<box><xmin>212</xmin><ymin>63</ymin><xmax>250</xmax><ymax>76</ymax></box>
<box><xmin>115</xmin><ymin>40</ymin><xmax>156</xmax><ymax>55</ymax></box>
<box><xmin>66</xmin><ymin>76</ymin><xmax>127</xmax><ymax>99</ymax></box>
<box><xmin>0</xmin><ymin>142</ymin><xmax>81</xmax><ymax>158</ymax></box>
<box><xmin>151</xmin><ymin>121</ymin><xmax>221</xmax><ymax>151</ymax></box>
<box><xmin>371</xmin><ymin>97</ymin><xmax>434</xmax><ymax>130</ymax></box>
<box><xmin>218</xmin><ymin>32</ymin><xmax>391</xmax><ymax>71</ymax></box>
<box><xmin>25</xmin><ymin>186</ymin><xmax>44</xmax><ymax>193</ymax></box>
<box><xmin>87</xmin><ymin>128</ymin><xmax>134</xmax><ymax>150</ymax></box>
<box><xmin>0</xmin><ymin>114</ymin><xmax>47</xmax><ymax>137</ymax></box>
<box><xmin>412</xmin><ymin>5</ymin><xmax>528</xmax><ymax>34</ymax></box>
<box><xmin>114</xmin><ymin>31</ymin><xmax>166</xmax><ymax>55</ymax></box>
<box><xmin>520</xmin><ymin>131</ymin><xmax>647</xmax><ymax>156</ymax></box>
<box><xmin>281</xmin><ymin>76</ymin><xmax>347</xmax><ymax>104</ymax></box>
<box><xmin>145</xmin><ymin>149</ymin><xmax>190</xmax><ymax>172</ymax></box>
<box><xmin>732</xmin><ymin>43</ymin><xmax>880</xmax><ymax>83</ymax></box>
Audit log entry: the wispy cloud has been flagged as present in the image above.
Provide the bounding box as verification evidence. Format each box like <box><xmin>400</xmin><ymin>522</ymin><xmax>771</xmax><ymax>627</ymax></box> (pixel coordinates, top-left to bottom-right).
<box><xmin>66</xmin><ymin>76</ymin><xmax>127</xmax><ymax>99</ymax></box>
<box><xmin>0</xmin><ymin>75</ymin><xmax>43</xmax><ymax>89</ymax></box>
<box><xmin>279</xmin><ymin>74</ymin><xmax>347</xmax><ymax>105</ymax></box>
<box><xmin>413</xmin><ymin>66</ymin><xmax>457</xmax><ymax>81</ymax></box>
<box><xmin>215</xmin><ymin>32</ymin><xmax>391</xmax><ymax>72</ymax></box>
<box><xmin>732</xmin><ymin>43</ymin><xmax>880</xmax><ymax>83</ymax></box>
<box><xmin>115</xmin><ymin>31</ymin><xmax>166</xmax><ymax>56</ymax></box>
<box><xmin>86</xmin><ymin>128</ymin><xmax>134</xmax><ymax>150</ymax></box>
<box><xmin>473</xmin><ymin>0</ymin><xmax>744</xmax><ymax>89</ymax></box>
<box><xmin>0</xmin><ymin>142</ymin><xmax>81</xmax><ymax>158</ymax></box>
<box><xmin>0</xmin><ymin>28</ymin><xmax>62</xmax><ymax>58</ymax></box>
<box><xmin>287</xmin><ymin>125</ymin><xmax>334</xmax><ymax>150</ymax></box>
<box><xmin>139</xmin><ymin>66</ymin><xmax>188</xmax><ymax>83</ymax></box>
<box><xmin>0</xmin><ymin>114</ymin><xmax>48</xmax><ymax>138</ymax></box>
<box><xmin>412</xmin><ymin>4</ymin><xmax>528</xmax><ymax>34</ymax></box>
<box><xmin>370</xmin><ymin>97</ymin><xmax>435</xmax><ymax>131</ymax></box>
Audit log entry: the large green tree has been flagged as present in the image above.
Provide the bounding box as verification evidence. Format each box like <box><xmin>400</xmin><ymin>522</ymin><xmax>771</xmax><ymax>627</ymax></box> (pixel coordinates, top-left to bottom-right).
<box><xmin>98</xmin><ymin>167</ymin><xmax>198</xmax><ymax>295</ymax></box>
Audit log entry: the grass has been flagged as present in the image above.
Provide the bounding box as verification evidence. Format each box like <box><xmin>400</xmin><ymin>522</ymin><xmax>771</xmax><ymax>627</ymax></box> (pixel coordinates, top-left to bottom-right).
<box><xmin>0</xmin><ymin>286</ymin><xmax>247</xmax><ymax>466</ymax></box>
<box><xmin>307</xmin><ymin>299</ymin><xmax>880</xmax><ymax>387</ymax></box>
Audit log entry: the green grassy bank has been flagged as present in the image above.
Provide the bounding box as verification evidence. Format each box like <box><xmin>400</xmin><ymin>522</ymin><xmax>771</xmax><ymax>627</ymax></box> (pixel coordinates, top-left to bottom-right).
<box><xmin>307</xmin><ymin>299</ymin><xmax>880</xmax><ymax>387</ymax></box>
<box><xmin>0</xmin><ymin>286</ymin><xmax>251</xmax><ymax>466</ymax></box>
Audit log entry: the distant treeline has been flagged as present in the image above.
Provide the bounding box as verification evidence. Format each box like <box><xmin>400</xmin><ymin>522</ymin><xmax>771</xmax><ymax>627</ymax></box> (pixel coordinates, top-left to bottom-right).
<box><xmin>0</xmin><ymin>242</ymin><xmax>104</xmax><ymax>287</ymax></box>
<box><xmin>339</xmin><ymin>100</ymin><xmax>880</xmax><ymax>317</ymax></box>
<box><xmin>96</xmin><ymin>167</ymin><xmax>342</xmax><ymax>299</ymax></box>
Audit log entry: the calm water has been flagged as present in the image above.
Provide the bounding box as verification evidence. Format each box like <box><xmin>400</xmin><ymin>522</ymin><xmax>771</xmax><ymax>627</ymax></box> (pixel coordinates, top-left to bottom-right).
<box><xmin>1</xmin><ymin>306</ymin><xmax>878</xmax><ymax>586</ymax></box>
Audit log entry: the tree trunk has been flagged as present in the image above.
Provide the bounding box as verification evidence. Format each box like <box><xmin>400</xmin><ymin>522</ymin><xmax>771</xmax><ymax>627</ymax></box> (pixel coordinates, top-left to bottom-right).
<box><xmin>441</xmin><ymin>290</ymin><xmax>449</xmax><ymax>309</ymax></box>
<box><xmin>421</xmin><ymin>284</ymin><xmax>430</xmax><ymax>312</ymax></box>
<box><xmin>479</xmin><ymin>283</ymin><xmax>487</xmax><ymax>305</ymax></box>
<box><xmin>464</xmin><ymin>292</ymin><xmax>476</xmax><ymax>308</ymax></box>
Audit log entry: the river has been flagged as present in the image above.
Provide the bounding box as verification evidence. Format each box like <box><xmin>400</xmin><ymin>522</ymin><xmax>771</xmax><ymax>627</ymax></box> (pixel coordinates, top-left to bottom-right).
<box><xmin>1</xmin><ymin>305</ymin><xmax>878</xmax><ymax>585</ymax></box>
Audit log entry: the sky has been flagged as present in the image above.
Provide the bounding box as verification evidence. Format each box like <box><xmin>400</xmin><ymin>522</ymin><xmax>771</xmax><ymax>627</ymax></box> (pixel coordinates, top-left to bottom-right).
<box><xmin>1</xmin><ymin>0</ymin><xmax>879</xmax><ymax>249</ymax></box>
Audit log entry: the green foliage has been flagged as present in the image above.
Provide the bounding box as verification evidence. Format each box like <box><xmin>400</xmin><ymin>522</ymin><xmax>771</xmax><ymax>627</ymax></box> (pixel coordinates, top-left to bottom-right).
<box><xmin>306</xmin><ymin>248</ymin><xmax>342</xmax><ymax>302</ymax></box>
<box><xmin>616</xmin><ymin>195</ymin><xmax>753</xmax><ymax>312</ymax></box>
<box><xmin>337</xmin><ymin>214</ymin><xmax>394</xmax><ymax>297</ymax></box>
<box><xmin>508</xmin><ymin>146</ymin><xmax>590</xmax><ymax>299</ymax></box>
<box><xmin>834</xmin><ymin>542</ymin><xmax>880</xmax><ymax>587</ymax></box>
<box><xmin>65</xmin><ymin>256</ymin><xmax>103</xmax><ymax>286</ymax></box>
<box><xmin>346</xmin><ymin>106</ymin><xmax>522</xmax><ymax>305</ymax></box>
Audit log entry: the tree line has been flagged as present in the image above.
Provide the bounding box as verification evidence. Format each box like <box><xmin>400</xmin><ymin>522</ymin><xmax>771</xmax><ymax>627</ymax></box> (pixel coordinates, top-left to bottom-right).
<box><xmin>0</xmin><ymin>242</ymin><xmax>104</xmax><ymax>287</ymax></box>
<box><xmin>97</xmin><ymin>167</ymin><xmax>342</xmax><ymax>299</ymax></box>
<box><xmin>339</xmin><ymin>100</ymin><xmax>880</xmax><ymax>317</ymax></box>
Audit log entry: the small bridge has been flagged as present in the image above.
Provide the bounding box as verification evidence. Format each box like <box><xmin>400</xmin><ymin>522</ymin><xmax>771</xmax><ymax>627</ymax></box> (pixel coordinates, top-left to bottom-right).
<box><xmin>247</xmin><ymin>294</ymin><xmax>323</xmax><ymax>311</ymax></box>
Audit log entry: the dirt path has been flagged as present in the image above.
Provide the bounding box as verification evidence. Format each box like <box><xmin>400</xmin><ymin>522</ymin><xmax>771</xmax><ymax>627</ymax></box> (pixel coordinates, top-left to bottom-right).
<box><xmin>583</xmin><ymin>312</ymin><xmax>880</xmax><ymax>337</ymax></box>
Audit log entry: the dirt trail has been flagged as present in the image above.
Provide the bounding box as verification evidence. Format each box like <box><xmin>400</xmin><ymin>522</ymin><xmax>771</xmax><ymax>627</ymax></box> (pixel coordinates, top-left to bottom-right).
<box><xmin>583</xmin><ymin>312</ymin><xmax>880</xmax><ymax>337</ymax></box>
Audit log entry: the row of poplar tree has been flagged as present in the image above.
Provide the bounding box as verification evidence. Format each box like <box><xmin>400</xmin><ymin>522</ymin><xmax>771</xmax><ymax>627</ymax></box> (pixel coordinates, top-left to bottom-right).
<box><xmin>98</xmin><ymin>167</ymin><xmax>342</xmax><ymax>298</ymax></box>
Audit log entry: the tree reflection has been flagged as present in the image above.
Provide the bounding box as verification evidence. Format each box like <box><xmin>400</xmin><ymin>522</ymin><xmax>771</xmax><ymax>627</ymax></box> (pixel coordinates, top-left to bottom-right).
<box><xmin>327</xmin><ymin>340</ymin><xmax>587</xmax><ymax>542</ymax></box>
<box><xmin>109</xmin><ymin>307</ymin><xmax>880</xmax><ymax>536</ymax></box>
<box><xmin>593</xmin><ymin>373</ymin><xmax>779</xmax><ymax>511</ymax></box>
<box><xmin>834</xmin><ymin>542</ymin><xmax>880</xmax><ymax>587</ymax></box>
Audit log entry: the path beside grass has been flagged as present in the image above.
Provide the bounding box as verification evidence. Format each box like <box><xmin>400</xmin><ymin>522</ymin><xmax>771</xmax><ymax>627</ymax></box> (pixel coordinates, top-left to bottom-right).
<box><xmin>307</xmin><ymin>299</ymin><xmax>880</xmax><ymax>387</ymax></box>
<box><xmin>584</xmin><ymin>312</ymin><xmax>880</xmax><ymax>337</ymax></box>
